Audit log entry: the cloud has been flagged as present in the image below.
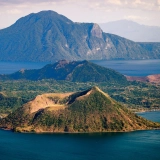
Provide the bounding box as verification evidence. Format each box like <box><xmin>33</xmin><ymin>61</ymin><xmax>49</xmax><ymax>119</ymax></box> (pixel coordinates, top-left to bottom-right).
<box><xmin>0</xmin><ymin>0</ymin><xmax>67</xmax><ymax>5</ymax></box>
<box><xmin>124</xmin><ymin>15</ymin><xmax>149</xmax><ymax>21</ymax></box>
<box><xmin>82</xmin><ymin>0</ymin><xmax>159</xmax><ymax>12</ymax></box>
<box><xmin>0</xmin><ymin>0</ymin><xmax>158</xmax><ymax>10</ymax></box>
<box><xmin>0</xmin><ymin>0</ymin><xmax>159</xmax><ymax>16</ymax></box>
<box><xmin>6</xmin><ymin>9</ymin><xmax>22</xmax><ymax>14</ymax></box>
<box><xmin>130</xmin><ymin>0</ymin><xmax>155</xmax><ymax>10</ymax></box>
<box><xmin>157</xmin><ymin>0</ymin><xmax>160</xmax><ymax>9</ymax></box>
<box><xmin>107</xmin><ymin>0</ymin><xmax>122</xmax><ymax>5</ymax></box>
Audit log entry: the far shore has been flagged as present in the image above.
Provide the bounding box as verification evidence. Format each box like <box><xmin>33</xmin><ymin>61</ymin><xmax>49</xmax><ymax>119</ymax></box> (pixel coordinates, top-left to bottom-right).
<box><xmin>133</xmin><ymin>109</ymin><xmax>160</xmax><ymax>114</ymax></box>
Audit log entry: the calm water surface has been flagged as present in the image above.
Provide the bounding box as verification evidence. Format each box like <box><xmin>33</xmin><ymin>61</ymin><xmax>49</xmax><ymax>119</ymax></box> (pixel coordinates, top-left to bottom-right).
<box><xmin>0</xmin><ymin>112</ymin><xmax>160</xmax><ymax>160</ymax></box>
<box><xmin>137</xmin><ymin>111</ymin><xmax>160</xmax><ymax>122</ymax></box>
<box><xmin>92</xmin><ymin>59</ymin><xmax>160</xmax><ymax>76</ymax></box>
<box><xmin>0</xmin><ymin>62</ymin><xmax>47</xmax><ymax>74</ymax></box>
<box><xmin>0</xmin><ymin>59</ymin><xmax>160</xmax><ymax>76</ymax></box>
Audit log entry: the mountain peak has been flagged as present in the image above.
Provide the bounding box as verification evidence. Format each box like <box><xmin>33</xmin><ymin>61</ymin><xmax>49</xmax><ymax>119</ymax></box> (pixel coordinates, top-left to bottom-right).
<box><xmin>55</xmin><ymin>60</ymin><xmax>70</xmax><ymax>69</ymax></box>
<box><xmin>90</xmin><ymin>86</ymin><xmax>99</xmax><ymax>91</ymax></box>
<box><xmin>34</xmin><ymin>10</ymin><xmax>72</xmax><ymax>22</ymax></box>
<box><xmin>89</xmin><ymin>86</ymin><xmax>115</xmax><ymax>104</ymax></box>
<box><xmin>0</xmin><ymin>10</ymin><xmax>160</xmax><ymax>62</ymax></box>
<box><xmin>90</xmin><ymin>86</ymin><xmax>105</xmax><ymax>93</ymax></box>
<box><xmin>37</xmin><ymin>10</ymin><xmax>58</xmax><ymax>15</ymax></box>
<box><xmin>13</xmin><ymin>10</ymin><xmax>73</xmax><ymax>29</ymax></box>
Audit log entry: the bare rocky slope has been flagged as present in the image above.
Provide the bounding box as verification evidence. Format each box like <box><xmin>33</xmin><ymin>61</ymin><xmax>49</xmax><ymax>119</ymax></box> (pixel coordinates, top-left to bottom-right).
<box><xmin>0</xmin><ymin>87</ymin><xmax>159</xmax><ymax>133</ymax></box>
<box><xmin>126</xmin><ymin>74</ymin><xmax>160</xmax><ymax>84</ymax></box>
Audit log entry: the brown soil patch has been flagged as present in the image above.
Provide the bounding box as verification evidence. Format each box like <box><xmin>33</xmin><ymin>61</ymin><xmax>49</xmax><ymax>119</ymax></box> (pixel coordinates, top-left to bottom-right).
<box><xmin>24</xmin><ymin>92</ymin><xmax>73</xmax><ymax>113</ymax></box>
<box><xmin>126</xmin><ymin>74</ymin><xmax>160</xmax><ymax>84</ymax></box>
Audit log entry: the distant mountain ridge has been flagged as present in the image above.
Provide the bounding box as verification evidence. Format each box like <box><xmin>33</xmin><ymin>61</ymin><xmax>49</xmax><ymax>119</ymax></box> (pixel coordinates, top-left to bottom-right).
<box><xmin>99</xmin><ymin>20</ymin><xmax>160</xmax><ymax>42</ymax></box>
<box><xmin>1</xmin><ymin>86</ymin><xmax>159</xmax><ymax>133</ymax></box>
<box><xmin>0</xmin><ymin>11</ymin><xmax>160</xmax><ymax>62</ymax></box>
<box><xmin>0</xmin><ymin>60</ymin><xmax>127</xmax><ymax>84</ymax></box>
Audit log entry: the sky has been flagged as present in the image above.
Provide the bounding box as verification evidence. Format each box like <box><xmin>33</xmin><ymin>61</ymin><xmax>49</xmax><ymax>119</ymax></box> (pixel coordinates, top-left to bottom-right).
<box><xmin>0</xmin><ymin>0</ymin><xmax>160</xmax><ymax>29</ymax></box>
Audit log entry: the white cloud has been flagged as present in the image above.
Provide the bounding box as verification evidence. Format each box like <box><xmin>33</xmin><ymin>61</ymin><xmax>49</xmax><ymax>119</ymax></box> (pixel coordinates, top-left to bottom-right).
<box><xmin>124</xmin><ymin>15</ymin><xmax>148</xmax><ymax>21</ymax></box>
<box><xmin>131</xmin><ymin>0</ymin><xmax>155</xmax><ymax>10</ymax></box>
<box><xmin>0</xmin><ymin>0</ymin><xmax>68</xmax><ymax>6</ymax></box>
<box><xmin>0</xmin><ymin>0</ymin><xmax>158</xmax><ymax>12</ymax></box>
<box><xmin>107</xmin><ymin>0</ymin><xmax>122</xmax><ymax>5</ymax></box>
<box><xmin>157</xmin><ymin>0</ymin><xmax>160</xmax><ymax>9</ymax></box>
<box><xmin>6</xmin><ymin>9</ymin><xmax>22</xmax><ymax>14</ymax></box>
<box><xmin>84</xmin><ymin>0</ymin><xmax>159</xmax><ymax>12</ymax></box>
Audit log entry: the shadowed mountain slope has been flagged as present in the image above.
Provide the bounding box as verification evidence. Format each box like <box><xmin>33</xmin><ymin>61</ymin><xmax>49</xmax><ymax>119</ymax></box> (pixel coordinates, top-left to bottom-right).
<box><xmin>0</xmin><ymin>11</ymin><xmax>160</xmax><ymax>62</ymax></box>
<box><xmin>0</xmin><ymin>60</ymin><xmax>127</xmax><ymax>84</ymax></box>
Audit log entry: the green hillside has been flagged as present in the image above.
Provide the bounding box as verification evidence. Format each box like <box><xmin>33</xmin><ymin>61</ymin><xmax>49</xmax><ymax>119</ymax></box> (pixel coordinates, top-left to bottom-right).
<box><xmin>0</xmin><ymin>87</ymin><xmax>159</xmax><ymax>133</ymax></box>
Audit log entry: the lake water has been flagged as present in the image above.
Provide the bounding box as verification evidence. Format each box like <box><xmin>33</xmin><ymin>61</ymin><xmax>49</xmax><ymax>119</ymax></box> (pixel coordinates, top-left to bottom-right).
<box><xmin>0</xmin><ymin>62</ymin><xmax>47</xmax><ymax>75</ymax></box>
<box><xmin>0</xmin><ymin>111</ymin><xmax>160</xmax><ymax>160</ymax></box>
<box><xmin>0</xmin><ymin>59</ymin><xmax>160</xmax><ymax>76</ymax></box>
<box><xmin>92</xmin><ymin>59</ymin><xmax>160</xmax><ymax>76</ymax></box>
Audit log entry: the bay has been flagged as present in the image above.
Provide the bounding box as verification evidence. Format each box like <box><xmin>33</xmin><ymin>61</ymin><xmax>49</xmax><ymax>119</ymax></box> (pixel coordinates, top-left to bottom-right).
<box><xmin>0</xmin><ymin>111</ymin><xmax>160</xmax><ymax>160</ymax></box>
<box><xmin>0</xmin><ymin>59</ymin><xmax>160</xmax><ymax>76</ymax></box>
<box><xmin>137</xmin><ymin>111</ymin><xmax>160</xmax><ymax>122</ymax></box>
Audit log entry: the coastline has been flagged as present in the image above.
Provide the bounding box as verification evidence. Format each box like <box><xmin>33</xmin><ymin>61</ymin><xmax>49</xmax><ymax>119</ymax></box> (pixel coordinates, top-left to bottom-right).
<box><xmin>131</xmin><ymin>108</ymin><xmax>160</xmax><ymax>114</ymax></box>
<box><xmin>0</xmin><ymin>126</ymin><xmax>160</xmax><ymax>134</ymax></box>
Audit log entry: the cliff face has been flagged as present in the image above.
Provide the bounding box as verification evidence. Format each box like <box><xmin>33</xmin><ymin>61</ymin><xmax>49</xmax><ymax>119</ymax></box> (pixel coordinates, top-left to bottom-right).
<box><xmin>0</xmin><ymin>10</ymin><xmax>160</xmax><ymax>62</ymax></box>
<box><xmin>0</xmin><ymin>87</ymin><xmax>159</xmax><ymax>133</ymax></box>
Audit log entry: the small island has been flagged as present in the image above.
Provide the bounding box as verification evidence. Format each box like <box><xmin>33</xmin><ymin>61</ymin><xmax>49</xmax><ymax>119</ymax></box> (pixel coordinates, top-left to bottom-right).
<box><xmin>0</xmin><ymin>86</ymin><xmax>159</xmax><ymax>133</ymax></box>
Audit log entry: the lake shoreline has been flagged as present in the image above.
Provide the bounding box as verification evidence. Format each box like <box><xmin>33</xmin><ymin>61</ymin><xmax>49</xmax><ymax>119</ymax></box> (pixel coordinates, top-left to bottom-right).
<box><xmin>134</xmin><ymin>109</ymin><xmax>160</xmax><ymax>114</ymax></box>
<box><xmin>1</xmin><ymin>125</ymin><xmax>160</xmax><ymax>134</ymax></box>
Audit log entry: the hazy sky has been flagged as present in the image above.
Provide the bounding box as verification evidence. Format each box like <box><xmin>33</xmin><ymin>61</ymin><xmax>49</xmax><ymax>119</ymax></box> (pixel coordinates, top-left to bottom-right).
<box><xmin>0</xmin><ymin>0</ymin><xmax>160</xmax><ymax>29</ymax></box>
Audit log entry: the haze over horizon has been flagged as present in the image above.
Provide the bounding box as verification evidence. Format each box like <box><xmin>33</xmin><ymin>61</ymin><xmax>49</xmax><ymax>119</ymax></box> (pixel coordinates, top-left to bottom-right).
<box><xmin>0</xmin><ymin>0</ymin><xmax>160</xmax><ymax>29</ymax></box>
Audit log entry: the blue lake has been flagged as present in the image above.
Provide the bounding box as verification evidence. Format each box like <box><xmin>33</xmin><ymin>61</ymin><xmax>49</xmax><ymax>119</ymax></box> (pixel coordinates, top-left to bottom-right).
<box><xmin>0</xmin><ymin>59</ymin><xmax>160</xmax><ymax>76</ymax></box>
<box><xmin>0</xmin><ymin>111</ymin><xmax>160</xmax><ymax>160</ymax></box>
<box><xmin>0</xmin><ymin>61</ymin><xmax>47</xmax><ymax>75</ymax></box>
<box><xmin>92</xmin><ymin>59</ymin><xmax>160</xmax><ymax>76</ymax></box>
